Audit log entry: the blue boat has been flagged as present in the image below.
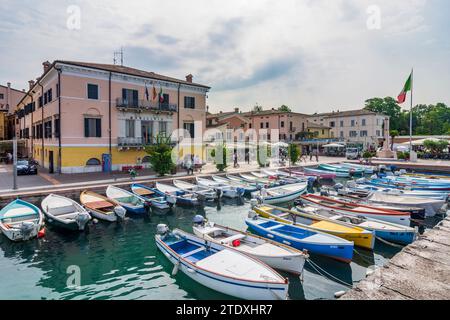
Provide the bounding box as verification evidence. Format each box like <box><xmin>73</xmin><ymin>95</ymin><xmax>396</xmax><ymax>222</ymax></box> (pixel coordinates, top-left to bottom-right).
<box><xmin>156</xmin><ymin>183</ymin><xmax>200</xmax><ymax>207</ymax></box>
<box><xmin>366</xmin><ymin>178</ymin><xmax>450</xmax><ymax>192</ymax></box>
<box><xmin>245</xmin><ymin>215</ymin><xmax>354</xmax><ymax>263</ymax></box>
<box><xmin>106</xmin><ymin>185</ymin><xmax>148</xmax><ymax>215</ymax></box>
<box><xmin>131</xmin><ymin>184</ymin><xmax>174</xmax><ymax>210</ymax></box>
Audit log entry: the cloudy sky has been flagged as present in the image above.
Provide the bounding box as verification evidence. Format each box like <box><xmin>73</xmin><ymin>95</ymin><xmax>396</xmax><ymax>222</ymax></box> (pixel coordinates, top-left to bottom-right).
<box><xmin>0</xmin><ymin>0</ymin><xmax>449</xmax><ymax>114</ymax></box>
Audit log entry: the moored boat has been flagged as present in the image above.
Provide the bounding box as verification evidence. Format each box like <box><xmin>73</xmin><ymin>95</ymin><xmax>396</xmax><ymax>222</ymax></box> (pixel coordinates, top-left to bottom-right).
<box><xmin>106</xmin><ymin>185</ymin><xmax>148</xmax><ymax>215</ymax></box>
<box><xmin>41</xmin><ymin>194</ymin><xmax>91</xmax><ymax>231</ymax></box>
<box><xmin>251</xmin><ymin>183</ymin><xmax>308</xmax><ymax>205</ymax></box>
<box><xmin>173</xmin><ymin>180</ymin><xmax>219</xmax><ymax>201</ymax></box>
<box><xmin>80</xmin><ymin>191</ymin><xmax>127</xmax><ymax>222</ymax></box>
<box><xmin>319</xmin><ymin>163</ymin><xmax>364</xmax><ymax>176</ymax></box>
<box><xmin>293</xmin><ymin>204</ymin><xmax>417</xmax><ymax>245</ymax></box>
<box><xmin>192</xmin><ymin>215</ymin><xmax>308</xmax><ymax>275</ymax></box>
<box><xmin>253</xmin><ymin>204</ymin><xmax>375</xmax><ymax>250</ymax></box>
<box><xmin>212</xmin><ymin>175</ymin><xmax>258</xmax><ymax>195</ymax></box>
<box><xmin>245</xmin><ymin>214</ymin><xmax>354</xmax><ymax>263</ymax></box>
<box><xmin>131</xmin><ymin>184</ymin><xmax>173</xmax><ymax>210</ymax></box>
<box><xmin>196</xmin><ymin>177</ymin><xmax>245</xmax><ymax>198</ymax></box>
<box><xmin>341</xmin><ymin>163</ymin><xmax>376</xmax><ymax>174</ymax></box>
<box><xmin>155</xmin><ymin>225</ymin><xmax>289</xmax><ymax>300</ymax></box>
<box><xmin>300</xmin><ymin>194</ymin><xmax>411</xmax><ymax>226</ymax></box>
<box><xmin>155</xmin><ymin>182</ymin><xmax>200</xmax><ymax>206</ymax></box>
<box><xmin>304</xmin><ymin>167</ymin><xmax>344</xmax><ymax>178</ymax></box>
<box><xmin>0</xmin><ymin>199</ymin><xmax>44</xmax><ymax>241</ymax></box>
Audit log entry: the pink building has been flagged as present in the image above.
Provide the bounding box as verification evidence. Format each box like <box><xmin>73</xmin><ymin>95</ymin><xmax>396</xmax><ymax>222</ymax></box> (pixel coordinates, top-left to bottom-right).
<box><xmin>0</xmin><ymin>83</ymin><xmax>25</xmax><ymax>140</ymax></box>
<box><xmin>16</xmin><ymin>60</ymin><xmax>210</xmax><ymax>173</ymax></box>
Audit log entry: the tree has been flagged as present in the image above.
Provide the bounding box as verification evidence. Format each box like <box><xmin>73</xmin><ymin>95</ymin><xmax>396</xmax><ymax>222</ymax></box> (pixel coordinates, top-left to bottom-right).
<box><xmin>214</xmin><ymin>143</ymin><xmax>228</xmax><ymax>172</ymax></box>
<box><xmin>253</xmin><ymin>104</ymin><xmax>263</xmax><ymax>112</ymax></box>
<box><xmin>424</xmin><ymin>139</ymin><xmax>449</xmax><ymax>155</ymax></box>
<box><xmin>144</xmin><ymin>134</ymin><xmax>176</xmax><ymax>176</ymax></box>
<box><xmin>288</xmin><ymin>144</ymin><xmax>300</xmax><ymax>165</ymax></box>
<box><xmin>279</xmin><ymin>105</ymin><xmax>291</xmax><ymax>112</ymax></box>
<box><xmin>390</xmin><ymin>130</ymin><xmax>399</xmax><ymax>150</ymax></box>
<box><xmin>365</xmin><ymin>97</ymin><xmax>402</xmax><ymax>131</ymax></box>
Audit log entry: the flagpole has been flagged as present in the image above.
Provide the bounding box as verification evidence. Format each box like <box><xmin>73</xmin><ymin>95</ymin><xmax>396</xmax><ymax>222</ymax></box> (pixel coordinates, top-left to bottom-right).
<box><xmin>409</xmin><ymin>68</ymin><xmax>414</xmax><ymax>154</ymax></box>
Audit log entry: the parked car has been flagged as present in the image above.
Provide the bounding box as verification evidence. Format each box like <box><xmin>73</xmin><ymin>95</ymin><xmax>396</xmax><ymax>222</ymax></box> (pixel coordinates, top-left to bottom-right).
<box><xmin>17</xmin><ymin>159</ymin><xmax>38</xmax><ymax>175</ymax></box>
<box><xmin>346</xmin><ymin>148</ymin><xmax>360</xmax><ymax>160</ymax></box>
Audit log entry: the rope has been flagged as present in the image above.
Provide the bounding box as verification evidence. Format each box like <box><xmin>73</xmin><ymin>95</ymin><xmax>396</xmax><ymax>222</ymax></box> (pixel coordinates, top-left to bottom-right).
<box><xmin>306</xmin><ymin>259</ymin><xmax>353</xmax><ymax>288</ymax></box>
<box><xmin>352</xmin><ymin>249</ymin><xmax>374</xmax><ymax>264</ymax></box>
<box><xmin>374</xmin><ymin>236</ymin><xmax>405</xmax><ymax>249</ymax></box>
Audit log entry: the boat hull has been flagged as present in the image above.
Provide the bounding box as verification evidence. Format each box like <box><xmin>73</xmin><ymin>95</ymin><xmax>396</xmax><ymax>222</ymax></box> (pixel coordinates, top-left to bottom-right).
<box><xmin>156</xmin><ymin>236</ymin><xmax>288</xmax><ymax>300</ymax></box>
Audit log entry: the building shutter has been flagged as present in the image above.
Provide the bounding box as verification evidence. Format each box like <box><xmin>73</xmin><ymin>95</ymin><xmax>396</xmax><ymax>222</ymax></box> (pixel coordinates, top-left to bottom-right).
<box><xmin>84</xmin><ymin>118</ymin><xmax>89</xmax><ymax>137</ymax></box>
<box><xmin>133</xmin><ymin>90</ymin><xmax>139</xmax><ymax>105</ymax></box>
<box><xmin>96</xmin><ymin>119</ymin><xmax>102</xmax><ymax>137</ymax></box>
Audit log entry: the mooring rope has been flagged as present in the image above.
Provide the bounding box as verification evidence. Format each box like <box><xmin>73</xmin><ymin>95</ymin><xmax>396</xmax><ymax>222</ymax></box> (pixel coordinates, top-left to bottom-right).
<box><xmin>352</xmin><ymin>249</ymin><xmax>374</xmax><ymax>264</ymax></box>
<box><xmin>306</xmin><ymin>259</ymin><xmax>353</xmax><ymax>288</ymax></box>
<box><xmin>374</xmin><ymin>236</ymin><xmax>405</xmax><ymax>248</ymax></box>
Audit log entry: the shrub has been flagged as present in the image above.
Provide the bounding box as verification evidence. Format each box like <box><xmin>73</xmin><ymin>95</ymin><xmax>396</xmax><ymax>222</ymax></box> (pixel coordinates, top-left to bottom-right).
<box><xmin>288</xmin><ymin>144</ymin><xmax>300</xmax><ymax>165</ymax></box>
<box><xmin>144</xmin><ymin>134</ymin><xmax>176</xmax><ymax>176</ymax></box>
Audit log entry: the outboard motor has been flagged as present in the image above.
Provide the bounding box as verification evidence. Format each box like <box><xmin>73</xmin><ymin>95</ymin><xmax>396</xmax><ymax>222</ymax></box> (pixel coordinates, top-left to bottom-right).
<box><xmin>399</xmin><ymin>169</ymin><xmax>407</xmax><ymax>175</ymax></box>
<box><xmin>320</xmin><ymin>190</ymin><xmax>329</xmax><ymax>197</ymax></box>
<box><xmin>294</xmin><ymin>199</ymin><xmax>304</xmax><ymax>207</ymax></box>
<box><xmin>20</xmin><ymin>221</ymin><xmax>36</xmax><ymax>241</ymax></box>
<box><xmin>165</xmin><ymin>195</ymin><xmax>177</xmax><ymax>206</ymax></box>
<box><xmin>250</xmin><ymin>198</ymin><xmax>258</xmax><ymax>209</ymax></box>
<box><xmin>248</xmin><ymin>210</ymin><xmax>258</xmax><ymax>220</ymax></box>
<box><xmin>75</xmin><ymin>212</ymin><xmax>91</xmax><ymax>231</ymax></box>
<box><xmin>216</xmin><ymin>188</ymin><xmax>223</xmax><ymax>199</ymax></box>
<box><xmin>333</xmin><ymin>183</ymin><xmax>344</xmax><ymax>191</ymax></box>
<box><xmin>114</xmin><ymin>206</ymin><xmax>127</xmax><ymax>220</ymax></box>
<box><xmin>156</xmin><ymin>224</ymin><xmax>170</xmax><ymax>236</ymax></box>
<box><xmin>193</xmin><ymin>215</ymin><xmax>206</xmax><ymax>227</ymax></box>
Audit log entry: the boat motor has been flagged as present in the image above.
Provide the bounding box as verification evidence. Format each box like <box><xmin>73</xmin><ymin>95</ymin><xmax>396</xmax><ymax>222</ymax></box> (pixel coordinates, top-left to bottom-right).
<box><xmin>250</xmin><ymin>199</ymin><xmax>258</xmax><ymax>209</ymax></box>
<box><xmin>114</xmin><ymin>206</ymin><xmax>127</xmax><ymax>219</ymax></box>
<box><xmin>75</xmin><ymin>212</ymin><xmax>91</xmax><ymax>231</ymax></box>
<box><xmin>320</xmin><ymin>190</ymin><xmax>329</xmax><ymax>197</ymax></box>
<box><xmin>193</xmin><ymin>215</ymin><xmax>206</xmax><ymax>227</ymax></box>
<box><xmin>398</xmin><ymin>169</ymin><xmax>407</xmax><ymax>175</ymax></box>
<box><xmin>248</xmin><ymin>210</ymin><xmax>258</xmax><ymax>220</ymax></box>
<box><xmin>333</xmin><ymin>183</ymin><xmax>344</xmax><ymax>191</ymax></box>
<box><xmin>294</xmin><ymin>199</ymin><xmax>304</xmax><ymax>207</ymax></box>
<box><xmin>156</xmin><ymin>224</ymin><xmax>170</xmax><ymax>236</ymax></box>
<box><xmin>20</xmin><ymin>221</ymin><xmax>36</xmax><ymax>241</ymax></box>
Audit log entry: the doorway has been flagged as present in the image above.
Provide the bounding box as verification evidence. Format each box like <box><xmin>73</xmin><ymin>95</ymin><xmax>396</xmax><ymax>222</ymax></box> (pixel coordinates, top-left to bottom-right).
<box><xmin>141</xmin><ymin>121</ymin><xmax>153</xmax><ymax>145</ymax></box>
<box><xmin>49</xmin><ymin>151</ymin><xmax>54</xmax><ymax>174</ymax></box>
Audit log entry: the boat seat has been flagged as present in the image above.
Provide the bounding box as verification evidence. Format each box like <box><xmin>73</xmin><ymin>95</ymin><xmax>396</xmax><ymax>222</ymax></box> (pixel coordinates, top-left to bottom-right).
<box><xmin>181</xmin><ymin>247</ymin><xmax>206</xmax><ymax>259</ymax></box>
<box><xmin>135</xmin><ymin>189</ymin><xmax>154</xmax><ymax>196</ymax></box>
<box><xmin>54</xmin><ymin>212</ymin><xmax>81</xmax><ymax>220</ymax></box>
<box><xmin>86</xmin><ymin>201</ymin><xmax>114</xmax><ymax>210</ymax></box>
<box><xmin>220</xmin><ymin>234</ymin><xmax>246</xmax><ymax>245</ymax></box>
<box><xmin>48</xmin><ymin>205</ymin><xmax>77</xmax><ymax>217</ymax></box>
<box><xmin>267</xmin><ymin>224</ymin><xmax>284</xmax><ymax>231</ymax></box>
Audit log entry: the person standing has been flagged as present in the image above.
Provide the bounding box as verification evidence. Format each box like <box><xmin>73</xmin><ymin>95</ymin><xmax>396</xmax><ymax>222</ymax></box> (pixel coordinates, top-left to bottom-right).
<box><xmin>6</xmin><ymin>152</ymin><xmax>12</xmax><ymax>165</ymax></box>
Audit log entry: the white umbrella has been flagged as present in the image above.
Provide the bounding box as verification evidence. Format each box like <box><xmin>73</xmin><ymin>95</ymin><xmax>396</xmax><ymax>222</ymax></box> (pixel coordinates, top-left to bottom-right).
<box><xmin>273</xmin><ymin>142</ymin><xmax>289</xmax><ymax>147</ymax></box>
<box><xmin>323</xmin><ymin>143</ymin><xmax>346</xmax><ymax>148</ymax></box>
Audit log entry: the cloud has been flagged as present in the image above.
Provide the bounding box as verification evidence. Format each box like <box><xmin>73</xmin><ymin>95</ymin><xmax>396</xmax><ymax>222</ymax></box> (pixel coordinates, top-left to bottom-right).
<box><xmin>0</xmin><ymin>0</ymin><xmax>448</xmax><ymax>113</ymax></box>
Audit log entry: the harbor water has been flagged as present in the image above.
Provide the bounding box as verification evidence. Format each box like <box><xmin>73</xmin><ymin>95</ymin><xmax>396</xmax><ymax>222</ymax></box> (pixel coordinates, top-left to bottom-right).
<box><xmin>0</xmin><ymin>179</ymin><xmax>441</xmax><ymax>300</ymax></box>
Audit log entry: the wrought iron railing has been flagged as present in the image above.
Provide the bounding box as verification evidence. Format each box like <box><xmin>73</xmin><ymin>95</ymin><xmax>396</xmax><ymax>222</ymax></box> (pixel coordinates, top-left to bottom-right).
<box><xmin>116</xmin><ymin>98</ymin><xmax>177</xmax><ymax>112</ymax></box>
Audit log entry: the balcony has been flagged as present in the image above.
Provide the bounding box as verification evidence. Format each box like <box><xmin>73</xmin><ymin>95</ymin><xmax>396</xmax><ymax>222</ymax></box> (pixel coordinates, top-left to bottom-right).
<box><xmin>117</xmin><ymin>136</ymin><xmax>176</xmax><ymax>150</ymax></box>
<box><xmin>116</xmin><ymin>98</ymin><xmax>178</xmax><ymax>113</ymax></box>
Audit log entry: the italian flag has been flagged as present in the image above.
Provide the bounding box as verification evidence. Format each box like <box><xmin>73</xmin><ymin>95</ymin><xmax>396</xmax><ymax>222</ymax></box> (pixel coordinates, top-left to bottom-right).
<box><xmin>397</xmin><ymin>72</ymin><xmax>412</xmax><ymax>104</ymax></box>
<box><xmin>159</xmin><ymin>87</ymin><xmax>164</xmax><ymax>103</ymax></box>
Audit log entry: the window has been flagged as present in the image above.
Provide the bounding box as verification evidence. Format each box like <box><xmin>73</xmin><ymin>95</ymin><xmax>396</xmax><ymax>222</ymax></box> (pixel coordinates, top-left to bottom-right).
<box><xmin>54</xmin><ymin>118</ymin><xmax>60</xmax><ymax>138</ymax></box>
<box><xmin>281</xmin><ymin>121</ymin><xmax>285</xmax><ymax>128</ymax></box>
<box><xmin>266</xmin><ymin>122</ymin><xmax>269</xmax><ymax>128</ymax></box>
<box><xmin>360</xmin><ymin>130</ymin><xmax>368</xmax><ymax>137</ymax></box>
<box><xmin>159</xmin><ymin>121</ymin><xmax>167</xmax><ymax>136</ymax></box>
<box><xmin>86</xmin><ymin>158</ymin><xmax>101</xmax><ymax>166</ymax></box>
<box><xmin>122</xmin><ymin>88</ymin><xmax>139</xmax><ymax>107</ymax></box>
<box><xmin>84</xmin><ymin>118</ymin><xmax>101</xmax><ymax>137</ymax></box>
<box><xmin>376</xmin><ymin>130</ymin><xmax>381</xmax><ymax>137</ymax></box>
<box><xmin>0</xmin><ymin>94</ymin><xmax>4</xmax><ymax>99</ymax></box>
<box><xmin>290</xmin><ymin>122</ymin><xmax>293</xmax><ymax>130</ymax></box>
<box><xmin>38</xmin><ymin>96</ymin><xmax>43</xmax><ymax>108</ymax></box>
<box><xmin>351</xmin><ymin>120</ymin><xmax>355</xmax><ymax>127</ymax></box>
<box><xmin>183</xmin><ymin>123</ymin><xmax>195</xmax><ymax>138</ymax></box>
<box><xmin>249</xmin><ymin>123</ymin><xmax>252</xmax><ymax>129</ymax></box>
<box><xmin>44</xmin><ymin>91</ymin><xmax>48</xmax><ymax>105</ymax></box>
<box><xmin>125</xmin><ymin>120</ymin><xmax>135</xmax><ymax>138</ymax></box>
<box><xmin>87</xmin><ymin>84</ymin><xmax>99</xmax><ymax>100</ymax></box>
<box><xmin>44</xmin><ymin>121</ymin><xmax>52</xmax><ymax>139</ymax></box>
<box><xmin>349</xmin><ymin>131</ymin><xmax>358</xmax><ymax>137</ymax></box>
<box><xmin>340</xmin><ymin>120</ymin><xmax>344</xmax><ymax>127</ymax></box>
<box><xmin>47</xmin><ymin>89</ymin><xmax>52</xmax><ymax>102</ymax></box>
<box><xmin>160</xmin><ymin>94</ymin><xmax>170</xmax><ymax>108</ymax></box>
<box><xmin>184</xmin><ymin>96</ymin><xmax>195</xmax><ymax>109</ymax></box>
<box><xmin>330</xmin><ymin>121</ymin><xmax>335</xmax><ymax>128</ymax></box>
<box><xmin>362</xmin><ymin>119</ymin><xmax>366</xmax><ymax>126</ymax></box>
<box><xmin>260</xmin><ymin>123</ymin><xmax>264</xmax><ymax>129</ymax></box>
<box><xmin>322</xmin><ymin>130</ymin><xmax>325</xmax><ymax>135</ymax></box>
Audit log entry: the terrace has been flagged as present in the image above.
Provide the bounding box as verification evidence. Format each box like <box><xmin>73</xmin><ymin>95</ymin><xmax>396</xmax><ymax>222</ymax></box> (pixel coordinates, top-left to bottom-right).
<box><xmin>116</xmin><ymin>98</ymin><xmax>178</xmax><ymax>113</ymax></box>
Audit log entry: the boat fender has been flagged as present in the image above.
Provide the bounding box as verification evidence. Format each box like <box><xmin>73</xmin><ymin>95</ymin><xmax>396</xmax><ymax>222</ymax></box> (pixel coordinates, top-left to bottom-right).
<box><xmin>92</xmin><ymin>219</ymin><xmax>99</xmax><ymax>224</ymax></box>
<box><xmin>114</xmin><ymin>206</ymin><xmax>127</xmax><ymax>219</ymax></box>
<box><xmin>334</xmin><ymin>291</ymin><xmax>346</xmax><ymax>298</ymax></box>
<box><xmin>248</xmin><ymin>210</ymin><xmax>258</xmax><ymax>220</ymax></box>
<box><xmin>172</xmin><ymin>260</ymin><xmax>180</xmax><ymax>276</ymax></box>
<box><xmin>232</xmin><ymin>239</ymin><xmax>241</xmax><ymax>247</ymax></box>
<box><xmin>37</xmin><ymin>228</ymin><xmax>46</xmax><ymax>239</ymax></box>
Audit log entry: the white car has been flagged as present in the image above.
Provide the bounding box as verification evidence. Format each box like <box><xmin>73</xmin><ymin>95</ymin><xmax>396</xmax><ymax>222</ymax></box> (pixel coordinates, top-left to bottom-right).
<box><xmin>346</xmin><ymin>148</ymin><xmax>360</xmax><ymax>160</ymax></box>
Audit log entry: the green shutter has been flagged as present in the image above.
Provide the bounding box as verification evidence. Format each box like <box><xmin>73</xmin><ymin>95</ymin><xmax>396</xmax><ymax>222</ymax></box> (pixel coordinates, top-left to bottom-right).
<box><xmin>96</xmin><ymin>119</ymin><xmax>102</xmax><ymax>137</ymax></box>
<box><xmin>84</xmin><ymin>118</ymin><xmax>89</xmax><ymax>137</ymax></box>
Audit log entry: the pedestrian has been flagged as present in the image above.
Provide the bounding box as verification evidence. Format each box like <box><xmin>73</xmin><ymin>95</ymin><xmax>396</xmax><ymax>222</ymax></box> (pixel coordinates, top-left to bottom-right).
<box><xmin>245</xmin><ymin>151</ymin><xmax>250</xmax><ymax>164</ymax></box>
<box><xmin>315</xmin><ymin>149</ymin><xmax>319</xmax><ymax>162</ymax></box>
<box><xmin>233</xmin><ymin>151</ymin><xmax>238</xmax><ymax>168</ymax></box>
<box><xmin>185</xmin><ymin>156</ymin><xmax>193</xmax><ymax>175</ymax></box>
<box><xmin>6</xmin><ymin>152</ymin><xmax>12</xmax><ymax>165</ymax></box>
<box><xmin>309</xmin><ymin>150</ymin><xmax>313</xmax><ymax>161</ymax></box>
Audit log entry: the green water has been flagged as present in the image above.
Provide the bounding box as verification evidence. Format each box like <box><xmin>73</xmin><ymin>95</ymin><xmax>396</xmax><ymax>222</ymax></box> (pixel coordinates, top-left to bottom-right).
<box><xmin>0</xmin><ymin>192</ymin><xmax>410</xmax><ymax>300</ymax></box>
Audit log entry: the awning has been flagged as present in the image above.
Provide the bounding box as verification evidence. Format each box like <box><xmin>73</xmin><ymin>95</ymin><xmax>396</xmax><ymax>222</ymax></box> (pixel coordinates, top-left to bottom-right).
<box><xmin>323</xmin><ymin>143</ymin><xmax>346</xmax><ymax>148</ymax></box>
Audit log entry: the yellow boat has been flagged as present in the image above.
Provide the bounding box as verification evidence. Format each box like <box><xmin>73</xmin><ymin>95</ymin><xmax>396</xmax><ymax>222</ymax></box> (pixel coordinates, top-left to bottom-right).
<box><xmin>253</xmin><ymin>205</ymin><xmax>375</xmax><ymax>250</ymax></box>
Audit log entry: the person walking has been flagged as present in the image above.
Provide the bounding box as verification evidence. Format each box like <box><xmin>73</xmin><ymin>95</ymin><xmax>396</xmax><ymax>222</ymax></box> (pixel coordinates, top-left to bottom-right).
<box><xmin>185</xmin><ymin>156</ymin><xmax>193</xmax><ymax>175</ymax></box>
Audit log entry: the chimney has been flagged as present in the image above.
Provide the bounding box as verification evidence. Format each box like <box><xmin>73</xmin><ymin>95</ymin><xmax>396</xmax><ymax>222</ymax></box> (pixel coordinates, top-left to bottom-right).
<box><xmin>185</xmin><ymin>74</ymin><xmax>193</xmax><ymax>83</ymax></box>
<box><xmin>28</xmin><ymin>80</ymin><xmax>35</xmax><ymax>90</ymax></box>
<box><xmin>7</xmin><ymin>82</ymin><xmax>11</xmax><ymax>88</ymax></box>
<box><xmin>43</xmin><ymin>61</ymin><xmax>51</xmax><ymax>73</ymax></box>
<box><xmin>206</xmin><ymin>105</ymin><xmax>209</xmax><ymax>113</ymax></box>
<box><xmin>234</xmin><ymin>107</ymin><xmax>239</xmax><ymax>113</ymax></box>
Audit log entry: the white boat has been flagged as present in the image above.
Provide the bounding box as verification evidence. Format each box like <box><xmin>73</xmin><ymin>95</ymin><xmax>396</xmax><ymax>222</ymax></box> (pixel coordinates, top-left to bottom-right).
<box><xmin>156</xmin><ymin>182</ymin><xmax>200</xmax><ymax>206</ymax></box>
<box><xmin>252</xmin><ymin>183</ymin><xmax>308</xmax><ymax>204</ymax></box>
<box><xmin>341</xmin><ymin>163</ymin><xmax>376</xmax><ymax>174</ymax></box>
<box><xmin>80</xmin><ymin>191</ymin><xmax>126</xmax><ymax>222</ymax></box>
<box><xmin>262</xmin><ymin>169</ymin><xmax>311</xmax><ymax>183</ymax></box>
<box><xmin>212</xmin><ymin>175</ymin><xmax>258</xmax><ymax>194</ymax></box>
<box><xmin>0</xmin><ymin>199</ymin><xmax>44</xmax><ymax>241</ymax></box>
<box><xmin>239</xmin><ymin>173</ymin><xmax>273</xmax><ymax>185</ymax></box>
<box><xmin>106</xmin><ymin>185</ymin><xmax>148</xmax><ymax>215</ymax></box>
<box><xmin>365</xmin><ymin>192</ymin><xmax>446</xmax><ymax>218</ymax></box>
<box><xmin>41</xmin><ymin>194</ymin><xmax>91</xmax><ymax>231</ymax></box>
<box><xmin>196</xmin><ymin>177</ymin><xmax>245</xmax><ymax>198</ymax></box>
<box><xmin>192</xmin><ymin>216</ymin><xmax>308</xmax><ymax>275</ymax></box>
<box><xmin>173</xmin><ymin>180</ymin><xmax>219</xmax><ymax>201</ymax></box>
<box><xmin>155</xmin><ymin>225</ymin><xmax>289</xmax><ymax>300</ymax></box>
